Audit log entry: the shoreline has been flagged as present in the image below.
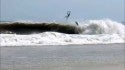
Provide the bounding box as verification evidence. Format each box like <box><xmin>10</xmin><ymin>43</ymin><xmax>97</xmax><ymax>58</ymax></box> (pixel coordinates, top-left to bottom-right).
<box><xmin>1</xmin><ymin>43</ymin><xmax>125</xmax><ymax>47</ymax></box>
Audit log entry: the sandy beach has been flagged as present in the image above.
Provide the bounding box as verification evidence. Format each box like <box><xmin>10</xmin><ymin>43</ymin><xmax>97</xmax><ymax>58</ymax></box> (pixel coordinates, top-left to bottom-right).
<box><xmin>0</xmin><ymin>43</ymin><xmax>125</xmax><ymax>70</ymax></box>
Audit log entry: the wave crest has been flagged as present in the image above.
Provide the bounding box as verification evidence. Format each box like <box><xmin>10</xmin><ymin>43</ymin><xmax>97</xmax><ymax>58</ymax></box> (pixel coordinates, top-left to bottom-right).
<box><xmin>80</xmin><ymin>19</ymin><xmax>125</xmax><ymax>37</ymax></box>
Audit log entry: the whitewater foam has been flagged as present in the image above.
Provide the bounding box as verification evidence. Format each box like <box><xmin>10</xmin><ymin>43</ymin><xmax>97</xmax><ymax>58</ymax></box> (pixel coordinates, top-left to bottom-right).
<box><xmin>79</xmin><ymin>19</ymin><xmax>125</xmax><ymax>37</ymax></box>
<box><xmin>0</xmin><ymin>19</ymin><xmax>125</xmax><ymax>46</ymax></box>
<box><xmin>0</xmin><ymin>32</ymin><xmax>124</xmax><ymax>46</ymax></box>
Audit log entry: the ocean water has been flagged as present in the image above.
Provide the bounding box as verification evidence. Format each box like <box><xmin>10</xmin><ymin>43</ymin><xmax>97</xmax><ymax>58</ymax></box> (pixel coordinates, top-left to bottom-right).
<box><xmin>0</xmin><ymin>19</ymin><xmax>125</xmax><ymax>46</ymax></box>
<box><xmin>1</xmin><ymin>44</ymin><xmax>125</xmax><ymax>70</ymax></box>
<box><xmin>0</xmin><ymin>19</ymin><xmax>125</xmax><ymax>70</ymax></box>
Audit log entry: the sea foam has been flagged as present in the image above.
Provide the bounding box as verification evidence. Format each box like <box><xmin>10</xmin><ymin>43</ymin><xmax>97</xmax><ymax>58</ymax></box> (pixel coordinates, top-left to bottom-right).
<box><xmin>80</xmin><ymin>19</ymin><xmax>125</xmax><ymax>37</ymax></box>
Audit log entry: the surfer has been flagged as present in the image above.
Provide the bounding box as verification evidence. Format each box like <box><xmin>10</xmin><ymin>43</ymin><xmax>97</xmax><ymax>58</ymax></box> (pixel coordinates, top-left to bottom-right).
<box><xmin>75</xmin><ymin>21</ymin><xmax>79</xmax><ymax>26</ymax></box>
<box><xmin>65</xmin><ymin>11</ymin><xmax>71</xmax><ymax>21</ymax></box>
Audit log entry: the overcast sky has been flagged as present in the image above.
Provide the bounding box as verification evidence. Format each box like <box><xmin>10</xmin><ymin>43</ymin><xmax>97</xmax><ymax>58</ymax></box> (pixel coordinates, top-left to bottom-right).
<box><xmin>1</xmin><ymin>0</ymin><xmax>124</xmax><ymax>22</ymax></box>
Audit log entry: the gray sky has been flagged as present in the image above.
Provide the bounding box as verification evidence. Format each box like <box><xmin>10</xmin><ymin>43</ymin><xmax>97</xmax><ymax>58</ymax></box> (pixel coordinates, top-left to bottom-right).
<box><xmin>1</xmin><ymin>0</ymin><xmax>124</xmax><ymax>22</ymax></box>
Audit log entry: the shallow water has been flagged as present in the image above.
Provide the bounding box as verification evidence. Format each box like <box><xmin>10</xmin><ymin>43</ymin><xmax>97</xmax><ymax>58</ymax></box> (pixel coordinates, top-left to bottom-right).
<box><xmin>1</xmin><ymin>44</ymin><xmax>125</xmax><ymax>70</ymax></box>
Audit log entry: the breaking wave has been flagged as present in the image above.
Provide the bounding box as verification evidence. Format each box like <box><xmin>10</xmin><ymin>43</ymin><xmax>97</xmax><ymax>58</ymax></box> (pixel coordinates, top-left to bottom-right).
<box><xmin>0</xmin><ymin>19</ymin><xmax>125</xmax><ymax>46</ymax></box>
<box><xmin>80</xmin><ymin>19</ymin><xmax>125</xmax><ymax>38</ymax></box>
<box><xmin>0</xmin><ymin>22</ymin><xmax>81</xmax><ymax>34</ymax></box>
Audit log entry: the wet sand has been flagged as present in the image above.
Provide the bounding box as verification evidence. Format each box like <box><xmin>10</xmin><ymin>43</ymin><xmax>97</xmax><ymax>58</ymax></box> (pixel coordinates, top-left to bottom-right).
<box><xmin>0</xmin><ymin>43</ymin><xmax>125</xmax><ymax>70</ymax></box>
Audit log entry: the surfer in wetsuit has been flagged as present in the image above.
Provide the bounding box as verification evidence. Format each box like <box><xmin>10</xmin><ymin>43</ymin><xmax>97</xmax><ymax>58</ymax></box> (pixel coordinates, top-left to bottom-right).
<box><xmin>75</xmin><ymin>21</ymin><xmax>79</xmax><ymax>26</ymax></box>
<box><xmin>65</xmin><ymin>11</ymin><xmax>71</xmax><ymax>21</ymax></box>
